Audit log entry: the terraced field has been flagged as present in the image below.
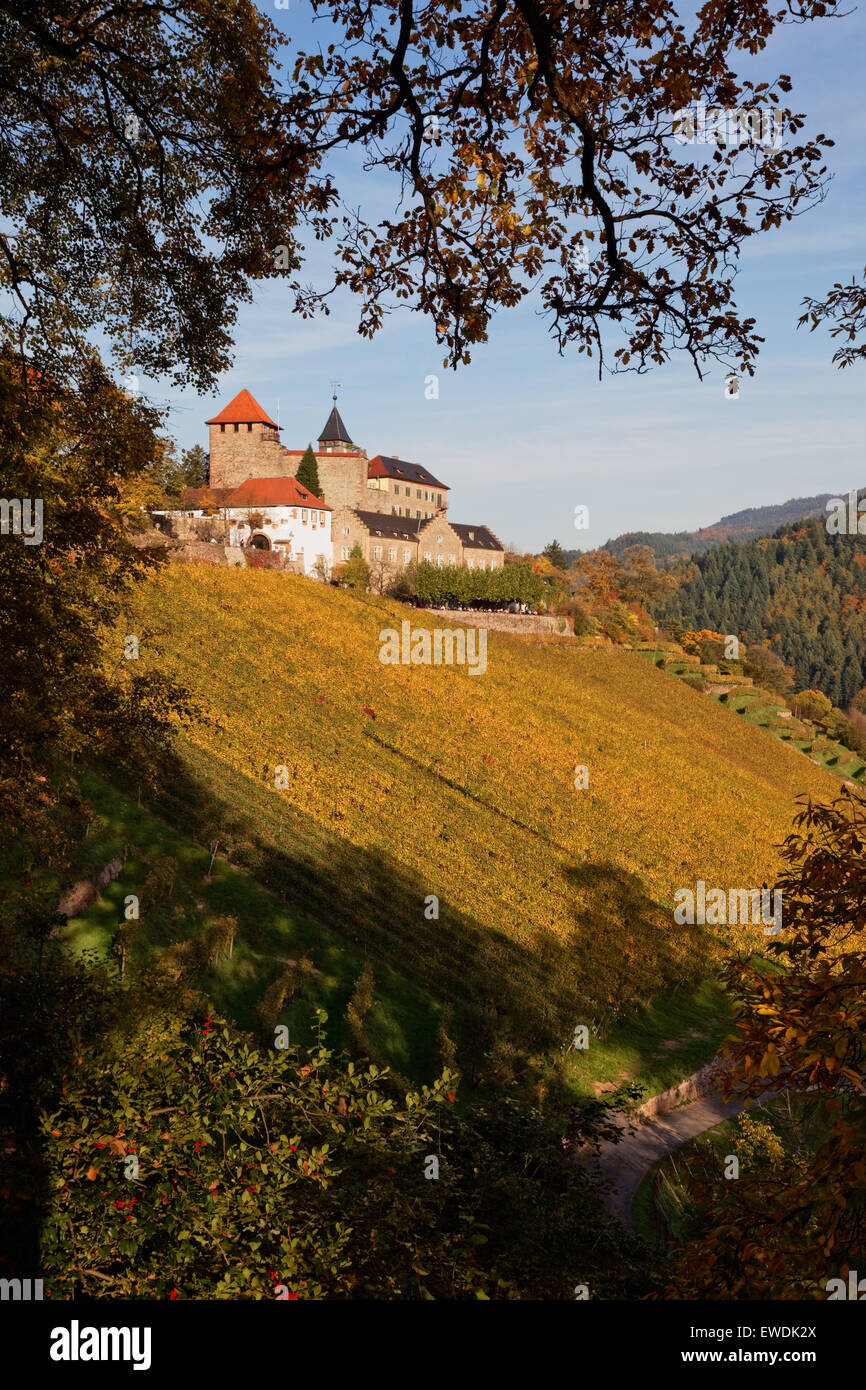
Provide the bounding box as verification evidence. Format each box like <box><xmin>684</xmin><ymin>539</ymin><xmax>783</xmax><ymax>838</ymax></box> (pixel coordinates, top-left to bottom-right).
<box><xmin>640</xmin><ymin>650</ymin><xmax>866</xmax><ymax>785</ymax></box>
<box><xmin>114</xmin><ymin>566</ymin><xmax>839</xmax><ymax>1059</ymax></box>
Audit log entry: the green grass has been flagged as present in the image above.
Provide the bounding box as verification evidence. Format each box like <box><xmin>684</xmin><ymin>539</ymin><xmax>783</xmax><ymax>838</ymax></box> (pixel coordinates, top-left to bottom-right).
<box><xmin>632</xmin><ymin>1093</ymin><xmax>823</xmax><ymax>1248</ymax></box>
<box><xmin>566</xmin><ymin>972</ymin><xmax>736</xmax><ymax>1100</ymax></box>
<box><xmin>63</xmin><ymin>771</ymin><xmax>443</xmax><ymax>1080</ymax></box>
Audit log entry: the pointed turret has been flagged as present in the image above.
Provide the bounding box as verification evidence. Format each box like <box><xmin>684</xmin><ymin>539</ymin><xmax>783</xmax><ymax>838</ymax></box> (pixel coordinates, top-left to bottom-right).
<box><xmin>206</xmin><ymin>388</ymin><xmax>279</xmax><ymax>429</ymax></box>
<box><xmin>318</xmin><ymin>389</ymin><xmax>354</xmax><ymax>453</ymax></box>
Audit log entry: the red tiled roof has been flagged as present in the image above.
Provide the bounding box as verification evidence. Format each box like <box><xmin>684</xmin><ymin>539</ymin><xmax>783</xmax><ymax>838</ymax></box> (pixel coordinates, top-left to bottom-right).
<box><xmin>368</xmin><ymin>455</ymin><xmax>449</xmax><ymax>491</ymax></box>
<box><xmin>225</xmin><ymin>476</ymin><xmax>331</xmax><ymax>510</ymax></box>
<box><xmin>205</xmin><ymin>389</ymin><xmax>279</xmax><ymax>429</ymax></box>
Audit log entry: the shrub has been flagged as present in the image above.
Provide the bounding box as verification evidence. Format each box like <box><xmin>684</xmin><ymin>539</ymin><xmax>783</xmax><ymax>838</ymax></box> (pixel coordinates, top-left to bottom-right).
<box><xmin>792</xmin><ymin>689</ymin><xmax>832</xmax><ymax>722</ymax></box>
<box><xmin>742</xmin><ymin>645</ymin><xmax>795</xmax><ymax>696</ymax></box>
<box><xmin>342</xmin><ymin>544</ymin><xmax>370</xmax><ymax>590</ymax></box>
<box><xmin>387</xmin><ymin>567</ymin><xmax>416</xmax><ymax>602</ymax></box>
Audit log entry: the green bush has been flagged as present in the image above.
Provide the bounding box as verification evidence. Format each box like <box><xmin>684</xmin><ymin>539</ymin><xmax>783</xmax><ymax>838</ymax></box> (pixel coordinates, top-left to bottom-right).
<box><xmin>412</xmin><ymin>561</ymin><xmax>543</xmax><ymax>607</ymax></box>
<box><xmin>342</xmin><ymin>543</ymin><xmax>370</xmax><ymax>590</ymax></box>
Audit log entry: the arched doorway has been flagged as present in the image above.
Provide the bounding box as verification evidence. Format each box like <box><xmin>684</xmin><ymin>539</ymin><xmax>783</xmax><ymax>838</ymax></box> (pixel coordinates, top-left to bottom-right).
<box><xmin>248</xmin><ymin>532</ymin><xmax>271</xmax><ymax>550</ymax></box>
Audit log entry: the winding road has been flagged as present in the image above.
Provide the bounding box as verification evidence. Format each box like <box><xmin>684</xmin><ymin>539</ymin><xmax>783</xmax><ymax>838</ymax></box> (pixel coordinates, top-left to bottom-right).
<box><xmin>591</xmin><ymin>1086</ymin><xmax>767</xmax><ymax>1228</ymax></box>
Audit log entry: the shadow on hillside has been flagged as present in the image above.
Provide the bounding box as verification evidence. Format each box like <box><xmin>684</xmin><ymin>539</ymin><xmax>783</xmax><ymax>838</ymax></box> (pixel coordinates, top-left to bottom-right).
<box><xmin>561</xmin><ymin>861</ymin><xmax>721</xmax><ymax>1024</ymax></box>
<box><xmin>128</xmin><ymin>743</ymin><xmax>725</xmax><ymax>1069</ymax></box>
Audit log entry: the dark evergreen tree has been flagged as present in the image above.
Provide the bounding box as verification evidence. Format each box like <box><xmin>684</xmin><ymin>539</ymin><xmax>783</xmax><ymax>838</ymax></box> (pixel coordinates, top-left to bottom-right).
<box><xmin>542</xmin><ymin>539</ymin><xmax>566</xmax><ymax>570</ymax></box>
<box><xmin>296</xmin><ymin>443</ymin><xmax>322</xmax><ymax>497</ymax></box>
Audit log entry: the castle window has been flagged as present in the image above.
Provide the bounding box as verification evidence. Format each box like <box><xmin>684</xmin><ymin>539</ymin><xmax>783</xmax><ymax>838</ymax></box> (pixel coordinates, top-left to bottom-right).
<box><xmin>233</xmin><ymin>423</ymin><xmax>239</xmax><ymax>432</ymax></box>
<box><xmin>343</xmin><ymin>525</ymin><xmax>349</xmax><ymax>535</ymax></box>
<box><xmin>416</xmin><ymin>510</ymin><xmax>421</xmax><ymax>519</ymax></box>
<box><xmin>392</xmin><ymin>507</ymin><xmax>396</xmax><ymax>515</ymax></box>
<box><xmin>247</xmin><ymin>423</ymin><xmax>252</xmax><ymax>432</ymax></box>
<box><xmin>437</xmin><ymin>494</ymin><xmax>442</xmax><ymax>506</ymax></box>
<box><xmin>220</xmin><ymin>424</ymin><xmax>225</xmax><ymax>432</ymax></box>
<box><xmin>467</xmin><ymin>558</ymin><xmax>474</xmax><ymax>569</ymax></box>
<box><xmin>341</xmin><ymin>546</ymin><xmax>350</xmax><ymax>561</ymax></box>
<box><xmin>301</xmin><ymin>510</ymin><xmax>307</xmax><ymax>522</ymax></box>
<box><xmin>437</xmin><ymin>536</ymin><xmax>442</xmax><ymax>544</ymax></box>
<box><xmin>403</xmin><ymin>549</ymin><xmax>411</xmax><ymax>564</ymax></box>
<box><xmin>416</xmin><ymin>489</ymin><xmax>422</xmax><ymax>499</ymax></box>
<box><xmin>393</xmin><ymin>485</ymin><xmax>399</xmax><ymax>495</ymax></box>
<box><xmin>389</xmin><ymin>547</ymin><xmax>397</xmax><ymax>562</ymax></box>
<box><xmin>436</xmin><ymin>555</ymin><xmax>443</xmax><ymax>568</ymax></box>
<box><xmin>424</xmin><ymin>490</ymin><xmax>428</xmax><ymax>501</ymax></box>
<box><xmin>447</xmin><ymin>555</ymin><xmax>456</xmax><ymax>566</ymax></box>
<box><xmin>373</xmin><ymin>545</ymin><xmax>383</xmax><ymax>560</ymax></box>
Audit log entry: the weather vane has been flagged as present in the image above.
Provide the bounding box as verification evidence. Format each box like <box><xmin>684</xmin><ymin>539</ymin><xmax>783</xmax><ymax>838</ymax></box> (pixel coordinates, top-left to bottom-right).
<box><xmin>329</xmin><ymin>379</ymin><xmax>342</xmax><ymax>403</ymax></box>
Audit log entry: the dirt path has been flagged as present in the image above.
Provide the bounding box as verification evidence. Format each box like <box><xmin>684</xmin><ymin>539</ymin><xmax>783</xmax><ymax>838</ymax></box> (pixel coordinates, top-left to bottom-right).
<box><xmin>591</xmin><ymin>1089</ymin><xmax>763</xmax><ymax>1228</ymax></box>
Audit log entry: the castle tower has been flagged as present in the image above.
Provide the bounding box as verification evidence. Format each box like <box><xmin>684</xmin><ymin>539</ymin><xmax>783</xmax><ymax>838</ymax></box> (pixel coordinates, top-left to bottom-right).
<box><xmin>317</xmin><ymin>393</ymin><xmax>355</xmax><ymax>454</ymax></box>
<box><xmin>206</xmin><ymin>389</ymin><xmax>286</xmax><ymax>489</ymax></box>
<box><xmin>311</xmin><ymin>392</ymin><xmax>369</xmax><ymax>511</ymax></box>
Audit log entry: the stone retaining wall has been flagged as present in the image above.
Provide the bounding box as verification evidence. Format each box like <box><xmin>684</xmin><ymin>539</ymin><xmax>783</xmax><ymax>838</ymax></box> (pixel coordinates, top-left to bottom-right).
<box><xmin>421</xmin><ymin>609</ymin><xmax>574</xmax><ymax>637</ymax></box>
<box><xmin>631</xmin><ymin>1057</ymin><xmax>729</xmax><ymax>1122</ymax></box>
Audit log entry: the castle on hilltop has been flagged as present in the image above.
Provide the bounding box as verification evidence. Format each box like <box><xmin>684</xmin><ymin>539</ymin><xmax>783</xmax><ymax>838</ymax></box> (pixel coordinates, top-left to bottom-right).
<box><xmin>156</xmin><ymin>388</ymin><xmax>504</xmax><ymax>580</ymax></box>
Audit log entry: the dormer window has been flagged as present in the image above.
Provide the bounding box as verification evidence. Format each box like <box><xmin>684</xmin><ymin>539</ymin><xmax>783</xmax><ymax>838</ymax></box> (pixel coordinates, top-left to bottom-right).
<box><xmin>469</xmin><ymin>531</ymin><xmax>474</xmax><ymax>541</ymax></box>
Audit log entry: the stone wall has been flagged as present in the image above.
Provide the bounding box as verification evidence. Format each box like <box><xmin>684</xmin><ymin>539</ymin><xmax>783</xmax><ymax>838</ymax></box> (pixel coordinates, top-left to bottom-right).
<box><xmin>630</xmin><ymin>1058</ymin><xmax>729</xmax><ymax>1122</ymax></box>
<box><xmin>168</xmin><ymin>542</ymin><xmax>305</xmax><ymax>575</ymax></box>
<box><xmin>422</xmin><ymin>609</ymin><xmax>574</xmax><ymax>637</ymax></box>
<box><xmin>208</xmin><ymin>425</ymin><xmax>370</xmax><ymax>509</ymax></box>
<box><xmin>314</xmin><ymin>451</ymin><xmax>369</xmax><ymax>512</ymax></box>
<box><xmin>208</xmin><ymin>422</ymin><xmax>296</xmax><ymax>489</ymax></box>
<box><xmin>172</xmin><ymin>541</ymin><xmax>234</xmax><ymax>565</ymax></box>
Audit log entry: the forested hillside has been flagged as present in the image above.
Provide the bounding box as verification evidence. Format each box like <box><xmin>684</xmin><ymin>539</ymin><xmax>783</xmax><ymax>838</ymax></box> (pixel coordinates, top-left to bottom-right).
<box><xmin>660</xmin><ymin>517</ymin><xmax>866</xmax><ymax>706</ymax></box>
<box><xmin>560</xmin><ymin>494</ymin><xmax>836</xmax><ymax>567</ymax></box>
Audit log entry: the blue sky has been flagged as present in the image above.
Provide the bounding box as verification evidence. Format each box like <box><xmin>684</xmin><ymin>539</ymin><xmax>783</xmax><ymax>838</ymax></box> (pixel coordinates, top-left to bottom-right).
<box><xmin>160</xmin><ymin>3</ymin><xmax>866</xmax><ymax>552</ymax></box>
